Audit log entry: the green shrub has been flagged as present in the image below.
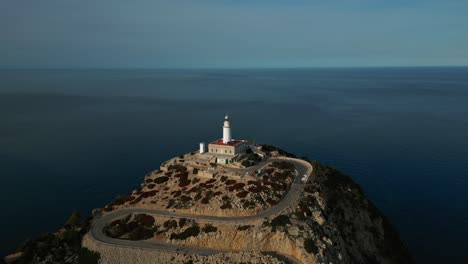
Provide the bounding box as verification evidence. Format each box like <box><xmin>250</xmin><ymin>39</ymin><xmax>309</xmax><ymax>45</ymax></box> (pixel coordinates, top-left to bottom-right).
<box><xmin>237</xmin><ymin>225</ymin><xmax>252</xmax><ymax>231</ymax></box>
<box><xmin>194</xmin><ymin>193</ymin><xmax>202</xmax><ymax>201</ymax></box>
<box><xmin>62</xmin><ymin>229</ymin><xmax>81</xmax><ymax>249</ymax></box>
<box><xmin>78</xmin><ymin>248</ymin><xmax>100</xmax><ymax>264</ymax></box>
<box><xmin>225</xmin><ymin>179</ymin><xmax>236</xmax><ymax>185</ymax></box>
<box><xmin>103</xmin><ymin>219</ymin><xmax>128</xmax><ymax>238</ymax></box>
<box><xmin>178</xmin><ymin>178</ymin><xmax>191</xmax><ymax>187</ymax></box>
<box><xmin>260</xmin><ymin>144</ymin><xmax>296</xmax><ymax>157</ymax></box>
<box><xmin>154</xmin><ymin>176</ymin><xmax>169</xmax><ymax>184</ymax></box>
<box><xmin>163</xmin><ymin>219</ymin><xmax>178</xmax><ymax>229</ymax></box>
<box><xmin>179</xmin><ymin>218</ymin><xmax>187</xmax><ymax>228</ymax></box>
<box><xmin>52</xmin><ymin>246</ymin><xmax>66</xmax><ymax>261</ymax></box>
<box><xmin>170</xmin><ymin>225</ymin><xmax>200</xmax><ymax>240</ymax></box>
<box><xmin>65</xmin><ymin>211</ymin><xmax>80</xmax><ymax>227</ymax></box>
<box><xmin>180</xmin><ymin>195</ymin><xmax>192</xmax><ymax>203</ymax></box>
<box><xmin>304</xmin><ymin>238</ymin><xmax>318</xmax><ymax>254</ymax></box>
<box><xmin>266</xmin><ymin>198</ymin><xmax>278</xmax><ymax>205</ymax></box>
<box><xmin>141</xmin><ymin>190</ymin><xmax>158</xmax><ymax>198</ymax></box>
<box><xmin>128</xmin><ymin>226</ymin><xmax>154</xmax><ymax>240</ymax></box>
<box><xmin>202</xmin><ymin>224</ymin><xmax>218</xmax><ymax>233</ymax></box>
<box><xmin>134</xmin><ymin>214</ymin><xmax>155</xmax><ymax>228</ymax></box>
<box><xmin>112</xmin><ymin>195</ymin><xmax>125</xmax><ymax>206</ymax></box>
<box><xmin>168</xmin><ymin>164</ymin><xmax>187</xmax><ymax>172</ymax></box>
<box><xmin>294</xmin><ymin>210</ymin><xmax>307</xmax><ymax>221</ymax></box>
<box><xmin>247</xmin><ymin>153</ymin><xmax>260</xmax><ymax>162</ymax></box>
<box><xmin>272</xmin><ymin>161</ymin><xmax>294</xmax><ymax>170</ymax></box>
<box><xmin>236</xmin><ymin>191</ymin><xmax>249</xmax><ymax>198</ymax></box>
<box><xmin>242</xmin><ymin>200</ymin><xmax>256</xmax><ymax>209</ymax></box>
<box><xmin>220</xmin><ymin>202</ymin><xmax>232</xmax><ymax>209</ymax></box>
<box><xmin>312</xmin><ymin>160</ymin><xmax>364</xmax><ymax>196</ymax></box>
<box><xmin>269</xmin><ymin>215</ymin><xmax>291</xmax><ymax>230</ymax></box>
<box><xmin>261</xmin><ymin>144</ymin><xmax>276</xmax><ymax>151</ymax></box>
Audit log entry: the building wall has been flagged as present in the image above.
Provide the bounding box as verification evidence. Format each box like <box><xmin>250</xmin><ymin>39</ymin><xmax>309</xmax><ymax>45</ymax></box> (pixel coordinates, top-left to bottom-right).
<box><xmin>208</xmin><ymin>144</ymin><xmax>236</xmax><ymax>156</ymax></box>
<box><xmin>216</xmin><ymin>157</ymin><xmax>230</xmax><ymax>164</ymax></box>
<box><xmin>208</xmin><ymin>141</ymin><xmax>250</xmax><ymax>156</ymax></box>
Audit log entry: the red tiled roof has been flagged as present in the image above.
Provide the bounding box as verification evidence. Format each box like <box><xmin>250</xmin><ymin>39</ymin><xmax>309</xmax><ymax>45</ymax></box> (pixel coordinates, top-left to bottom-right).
<box><xmin>210</xmin><ymin>138</ymin><xmax>245</xmax><ymax>146</ymax></box>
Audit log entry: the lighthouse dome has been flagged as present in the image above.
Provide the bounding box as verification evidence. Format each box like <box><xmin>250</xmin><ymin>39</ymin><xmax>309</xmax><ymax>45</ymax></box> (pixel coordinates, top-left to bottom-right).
<box><xmin>223</xmin><ymin>114</ymin><xmax>232</xmax><ymax>143</ymax></box>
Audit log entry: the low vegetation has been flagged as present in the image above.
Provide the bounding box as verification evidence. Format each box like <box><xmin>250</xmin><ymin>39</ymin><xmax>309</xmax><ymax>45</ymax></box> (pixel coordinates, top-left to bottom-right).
<box><xmin>237</xmin><ymin>225</ymin><xmax>253</xmax><ymax>231</ymax></box>
<box><xmin>5</xmin><ymin>211</ymin><xmax>100</xmax><ymax>264</ymax></box>
<box><xmin>202</xmin><ymin>224</ymin><xmax>218</xmax><ymax>233</ymax></box>
<box><xmin>265</xmin><ymin>215</ymin><xmax>291</xmax><ymax>231</ymax></box>
<box><xmin>237</xmin><ymin>152</ymin><xmax>262</xmax><ymax>167</ymax></box>
<box><xmin>108</xmin><ymin>151</ymin><xmax>297</xmax><ymax>221</ymax></box>
<box><xmin>64</xmin><ymin>211</ymin><xmax>81</xmax><ymax>227</ymax></box>
<box><xmin>178</xmin><ymin>218</ymin><xmax>187</xmax><ymax>228</ymax></box>
<box><xmin>78</xmin><ymin>247</ymin><xmax>101</xmax><ymax>264</ymax></box>
<box><xmin>304</xmin><ymin>238</ymin><xmax>318</xmax><ymax>254</ymax></box>
<box><xmin>103</xmin><ymin>214</ymin><xmax>156</xmax><ymax>241</ymax></box>
<box><xmin>260</xmin><ymin>144</ymin><xmax>296</xmax><ymax>157</ymax></box>
<box><xmin>154</xmin><ymin>176</ymin><xmax>169</xmax><ymax>184</ymax></box>
<box><xmin>163</xmin><ymin>219</ymin><xmax>178</xmax><ymax>230</ymax></box>
<box><xmin>170</xmin><ymin>225</ymin><xmax>200</xmax><ymax>240</ymax></box>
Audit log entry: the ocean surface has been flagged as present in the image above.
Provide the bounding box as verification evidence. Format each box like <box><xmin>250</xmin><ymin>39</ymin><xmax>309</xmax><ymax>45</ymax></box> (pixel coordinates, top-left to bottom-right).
<box><xmin>1</xmin><ymin>68</ymin><xmax>467</xmax><ymax>263</ymax></box>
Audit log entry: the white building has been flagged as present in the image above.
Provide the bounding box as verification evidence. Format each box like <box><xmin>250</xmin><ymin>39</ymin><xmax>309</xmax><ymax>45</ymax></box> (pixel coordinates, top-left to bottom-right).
<box><xmin>204</xmin><ymin>115</ymin><xmax>249</xmax><ymax>164</ymax></box>
<box><xmin>199</xmin><ymin>142</ymin><xmax>205</xmax><ymax>154</ymax></box>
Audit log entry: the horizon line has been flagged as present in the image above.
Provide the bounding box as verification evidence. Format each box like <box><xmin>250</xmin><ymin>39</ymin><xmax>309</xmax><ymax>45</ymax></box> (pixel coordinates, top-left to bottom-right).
<box><xmin>1</xmin><ymin>65</ymin><xmax>468</xmax><ymax>71</ymax></box>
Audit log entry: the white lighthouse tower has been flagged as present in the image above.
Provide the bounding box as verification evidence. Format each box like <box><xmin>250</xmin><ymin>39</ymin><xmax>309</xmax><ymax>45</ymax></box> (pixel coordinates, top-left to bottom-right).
<box><xmin>207</xmin><ymin>115</ymin><xmax>248</xmax><ymax>162</ymax></box>
<box><xmin>222</xmin><ymin>115</ymin><xmax>232</xmax><ymax>144</ymax></box>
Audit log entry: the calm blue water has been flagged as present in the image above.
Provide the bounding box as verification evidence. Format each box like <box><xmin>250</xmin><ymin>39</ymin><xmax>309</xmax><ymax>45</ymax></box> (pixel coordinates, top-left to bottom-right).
<box><xmin>1</xmin><ymin>68</ymin><xmax>467</xmax><ymax>263</ymax></box>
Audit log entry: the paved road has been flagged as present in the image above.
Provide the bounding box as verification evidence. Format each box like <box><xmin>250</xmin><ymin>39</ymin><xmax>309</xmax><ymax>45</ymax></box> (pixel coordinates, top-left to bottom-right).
<box><xmin>89</xmin><ymin>157</ymin><xmax>313</xmax><ymax>264</ymax></box>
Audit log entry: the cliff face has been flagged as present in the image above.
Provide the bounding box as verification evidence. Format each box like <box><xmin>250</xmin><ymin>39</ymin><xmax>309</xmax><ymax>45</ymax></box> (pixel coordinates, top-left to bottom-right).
<box><xmin>3</xmin><ymin>150</ymin><xmax>415</xmax><ymax>264</ymax></box>
<box><xmin>303</xmin><ymin>160</ymin><xmax>414</xmax><ymax>264</ymax></box>
<box><xmin>162</xmin><ymin>159</ymin><xmax>414</xmax><ymax>264</ymax></box>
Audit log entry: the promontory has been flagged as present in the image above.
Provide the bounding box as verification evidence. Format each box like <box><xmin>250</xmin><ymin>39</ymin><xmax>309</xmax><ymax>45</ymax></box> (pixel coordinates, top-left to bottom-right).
<box><xmin>3</xmin><ymin>116</ymin><xmax>414</xmax><ymax>264</ymax></box>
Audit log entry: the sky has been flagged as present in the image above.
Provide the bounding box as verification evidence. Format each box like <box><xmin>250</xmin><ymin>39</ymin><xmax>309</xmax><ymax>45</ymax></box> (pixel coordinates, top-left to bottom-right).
<box><xmin>1</xmin><ymin>0</ymin><xmax>467</xmax><ymax>68</ymax></box>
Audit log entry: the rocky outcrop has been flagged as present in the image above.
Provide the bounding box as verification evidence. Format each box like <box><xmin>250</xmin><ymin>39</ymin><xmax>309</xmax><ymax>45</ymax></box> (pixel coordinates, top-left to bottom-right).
<box><xmin>155</xmin><ymin>159</ymin><xmax>414</xmax><ymax>264</ymax></box>
<box><xmin>296</xmin><ymin>160</ymin><xmax>415</xmax><ymax>264</ymax></box>
<box><xmin>108</xmin><ymin>158</ymin><xmax>297</xmax><ymax>218</ymax></box>
<box><xmin>83</xmin><ymin>234</ymin><xmax>284</xmax><ymax>264</ymax></box>
<box><xmin>1</xmin><ymin>213</ymin><xmax>99</xmax><ymax>264</ymax></box>
<box><xmin>4</xmin><ymin>147</ymin><xmax>415</xmax><ymax>264</ymax></box>
<box><xmin>177</xmin><ymin>227</ymin><xmax>313</xmax><ymax>263</ymax></box>
<box><xmin>1</xmin><ymin>228</ymin><xmax>93</xmax><ymax>264</ymax></box>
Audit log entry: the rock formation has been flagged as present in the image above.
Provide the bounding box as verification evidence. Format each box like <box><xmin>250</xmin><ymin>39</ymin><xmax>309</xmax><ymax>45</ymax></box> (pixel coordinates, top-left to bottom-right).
<box><xmin>3</xmin><ymin>147</ymin><xmax>414</xmax><ymax>264</ymax></box>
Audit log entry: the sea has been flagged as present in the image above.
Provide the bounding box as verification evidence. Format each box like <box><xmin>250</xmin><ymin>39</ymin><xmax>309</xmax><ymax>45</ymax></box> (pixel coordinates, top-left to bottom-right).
<box><xmin>1</xmin><ymin>67</ymin><xmax>467</xmax><ymax>263</ymax></box>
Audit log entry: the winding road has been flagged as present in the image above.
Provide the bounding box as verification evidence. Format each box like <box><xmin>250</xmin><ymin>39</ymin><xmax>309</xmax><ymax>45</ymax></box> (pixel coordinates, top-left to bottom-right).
<box><xmin>88</xmin><ymin>157</ymin><xmax>313</xmax><ymax>264</ymax></box>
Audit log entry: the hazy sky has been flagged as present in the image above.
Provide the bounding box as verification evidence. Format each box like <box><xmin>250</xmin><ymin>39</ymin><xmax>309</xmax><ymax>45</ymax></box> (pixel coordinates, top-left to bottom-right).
<box><xmin>1</xmin><ymin>0</ymin><xmax>467</xmax><ymax>68</ymax></box>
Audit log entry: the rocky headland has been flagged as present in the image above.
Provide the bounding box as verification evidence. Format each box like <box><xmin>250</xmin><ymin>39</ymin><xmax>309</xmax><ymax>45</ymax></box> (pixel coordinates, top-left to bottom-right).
<box><xmin>3</xmin><ymin>145</ymin><xmax>414</xmax><ymax>264</ymax></box>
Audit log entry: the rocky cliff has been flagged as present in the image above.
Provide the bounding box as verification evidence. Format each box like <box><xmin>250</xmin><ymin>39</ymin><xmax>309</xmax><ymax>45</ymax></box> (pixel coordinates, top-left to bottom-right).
<box><xmin>3</xmin><ymin>147</ymin><xmax>414</xmax><ymax>264</ymax></box>
<box><xmin>296</xmin><ymin>160</ymin><xmax>414</xmax><ymax>263</ymax></box>
<box><xmin>156</xmin><ymin>159</ymin><xmax>415</xmax><ymax>264</ymax></box>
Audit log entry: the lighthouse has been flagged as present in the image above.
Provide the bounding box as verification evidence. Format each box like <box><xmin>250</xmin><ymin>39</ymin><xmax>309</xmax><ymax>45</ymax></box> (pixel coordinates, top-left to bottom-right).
<box><xmin>206</xmin><ymin>115</ymin><xmax>249</xmax><ymax>162</ymax></box>
<box><xmin>223</xmin><ymin>115</ymin><xmax>232</xmax><ymax>144</ymax></box>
